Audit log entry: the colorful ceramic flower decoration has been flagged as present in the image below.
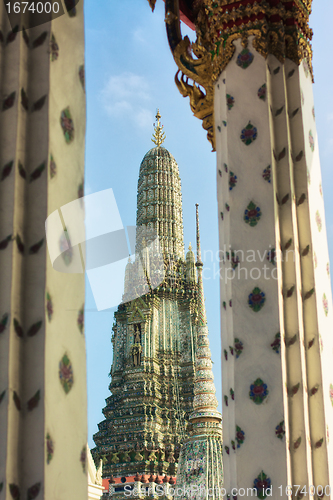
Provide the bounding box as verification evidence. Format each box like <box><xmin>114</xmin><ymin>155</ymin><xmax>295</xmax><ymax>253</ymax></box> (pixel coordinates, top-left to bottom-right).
<box><xmin>249</xmin><ymin>378</ymin><xmax>269</xmax><ymax>404</ymax></box>
<box><xmin>258</xmin><ymin>83</ymin><xmax>266</xmax><ymax>101</ymax></box>
<box><xmin>309</xmin><ymin>130</ymin><xmax>314</xmax><ymax>152</ymax></box>
<box><xmin>59</xmin><ymin>228</ymin><xmax>73</xmax><ymax>266</ymax></box>
<box><xmin>327</xmin><ymin>262</ymin><xmax>330</xmax><ymax>276</ymax></box>
<box><xmin>60</xmin><ymin>107</ymin><xmax>74</xmax><ymax>144</ymax></box>
<box><xmin>46</xmin><ymin>433</ymin><xmax>54</xmax><ymax>464</ymax></box>
<box><xmin>0</xmin><ymin>313</ymin><xmax>9</xmax><ymax>334</ymax></box>
<box><xmin>59</xmin><ymin>354</ymin><xmax>74</xmax><ymax>394</ymax></box>
<box><xmin>275</xmin><ymin>421</ymin><xmax>285</xmax><ymax>440</ymax></box>
<box><xmin>231</xmin><ymin>251</ymin><xmax>240</xmax><ymax>270</ymax></box>
<box><xmin>330</xmin><ymin>385</ymin><xmax>333</xmax><ymax>407</ymax></box>
<box><xmin>301</xmin><ymin>90</ymin><xmax>305</xmax><ymax>106</ymax></box>
<box><xmin>80</xmin><ymin>446</ymin><xmax>87</xmax><ymax>473</ymax></box>
<box><xmin>226</xmin><ymin>94</ymin><xmax>235</xmax><ymax>110</ymax></box>
<box><xmin>234</xmin><ymin>338</ymin><xmax>243</xmax><ymax>358</ymax></box>
<box><xmin>244</xmin><ymin>201</ymin><xmax>261</xmax><ymax>227</ymax></box>
<box><xmin>64</xmin><ymin>0</ymin><xmax>77</xmax><ymax>16</ymax></box>
<box><xmin>49</xmin><ymin>154</ymin><xmax>56</xmax><ymax>179</ymax></box>
<box><xmin>77</xmin><ymin>307</ymin><xmax>84</xmax><ymax>334</ymax></box>
<box><xmin>323</xmin><ymin>294</ymin><xmax>329</xmax><ymax>317</ymax></box>
<box><xmin>236</xmin><ymin>425</ymin><xmax>245</xmax><ymax>448</ymax></box>
<box><xmin>79</xmin><ymin>65</ymin><xmax>85</xmax><ymax>91</ymax></box>
<box><xmin>50</xmin><ymin>34</ymin><xmax>59</xmax><ymax>61</ymax></box>
<box><xmin>271</xmin><ymin>332</ymin><xmax>281</xmax><ymax>354</ymax></box>
<box><xmin>262</xmin><ymin>165</ymin><xmax>271</xmax><ymax>183</ymax></box>
<box><xmin>315</xmin><ymin>211</ymin><xmax>322</xmax><ymax>232</ymax></box>
<box><xmin>241</xmin><ymin>122</ymin><xmax>257</xmax><ymax>146</ymax></box>
<box><xmin>267</xmin><ymin>248</ymin><xmax>276</xmax><ymax>265</ymax></box>
<box><xmin>229</xmin><ymin>171</ymin><xmax>237</xmax><ymax>190</ymax></box>
<box><xmin>248</xmin><ymin>287</ymin><xmax>266</xmax><ymax>312</ymax></box>
<box><xmin>236</xmin><ymin>48</ymin><xmax>254</xmax><ymax>69</ymax></box>
<box><xmin>253</xmin><ymin>471</ymin><xmax>271</xmax><ymax>499</ymax></box>
<box><xmin>313</xmin><ymin>252</ymin><xmax>318</xmax><ymax>269</ymax></box>
<box><xmin>78</xmin><ymin>182</ymin><xmax>84</xmax><ymax>198</ymax></box>
<box><xmin>312</xmin><ymin>106</ymin><xmax>315</xmax><ymax>120</ymax></box>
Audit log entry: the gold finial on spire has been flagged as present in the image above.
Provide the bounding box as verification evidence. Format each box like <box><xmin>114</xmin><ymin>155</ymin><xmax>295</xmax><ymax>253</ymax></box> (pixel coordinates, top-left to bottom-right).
<box><xmin>151</xmin><ymin>109</ymin><xmax>166</xmax><ymax>147</ymax></box>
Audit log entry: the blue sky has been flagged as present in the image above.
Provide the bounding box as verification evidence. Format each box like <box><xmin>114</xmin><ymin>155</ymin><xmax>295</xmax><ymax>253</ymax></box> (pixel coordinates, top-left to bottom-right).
<box><xmin>84</xmin><ymin>0</ymin><xmax>333</xmax><ymax>448</ymax></box>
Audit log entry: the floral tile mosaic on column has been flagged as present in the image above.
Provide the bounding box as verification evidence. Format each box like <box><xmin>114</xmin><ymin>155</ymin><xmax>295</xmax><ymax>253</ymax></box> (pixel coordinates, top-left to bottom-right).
<box><xmin>27</xmin><ymin>390</ymin><xmax>41</xmax><ymax>411</ymax></box>
<box><xmin>236</xmin><ymin>425</ymin><xmax>245</xmax><ymax>448</ymax></box>
<box><xmin>46</xmin><ymin>292</ymin><xmax>53</xmax><ymax>321</ymax></box>
<box><xmin>80</xmin><ymin>446</ymin><xmax>86</xmax><ymax>473</ymax></box>
<box><xmin>244</xmin><ymin>201</ymin><xmax>261</xmax><ymax>227</ymax></box>
<box><xmin>234</xmin><ymin>338</ymin><xmax>243</xmax><ymax>358</ymax></box>
<box><xmin>50</xmin><ymin>34</ymin><xmax>59</xmax><ymax>61</ymax></box>
<box><xmin>231</xmin><ymin>251</ymin><xmax>240</xmax><ymax>270</ymax></box>
<box><xmin>60</xmin><ymin>107</ymin><xmax>74</xmax><ymax>144</ymax></box>
<box><xmin>309</xmin><ymin>130</ymin><xmax>314</xmax><ymax>152</ymax></box>
<box><xmin>275</xmin><ymin>421</ymin><xmax>285</xmax><ymax>440</ymax></box>
<box><xmin>1</xmin><ymin>160</ymin><xmax>13</xmax><ymax>181</ymax></box>
<box><xmin>27</xmin><ymin>482</ymin><xmax>41</xmax><ymax>500</ymax></box>
<box><xmin>270</xmin><ymin>332</ymin><xmax>281</xmax><ymax>354</ymax></box>
<box><xmin>59</xmin><ymin>354</ymin><xmax>74</xmax><ymax>394</ymax></box>
<box><xmin>77</xmin><ymin>307</ymin><xmax>84</xmax><ymax>334</ymax></box>
<box><xmin>79</xmin><ymin>65</ymin><xmax>85</xmax><ymax>91</ymax></box>
<box><xmin>248</xmin><ymin>287</ymin><xmax>266</xmax><ymax>312</ymax></box>
<box><xmin>258</xmin><ymin>83</ymin><xmax>266</xmax><ymax>101</ymax></box>
<box><xmin>323</xmin><ymin>294</ymin><xmax>329</xmax><ymax>316</ymax></box>
<box><xmin>315</xmin><ymin>210</ymin><xmax>322</xmax><ymax>232</ymax></box>
<box><xmin>46</xmin><ymin>433</ymin><xmax>54</xmax><ymax>464</ymax></box>
<box><xmin>0</xmin><ymin>390</ymin><xmax>6</xmax><ymax>404</ymax></box>
<box><xmin>262</xmin><ymin>165</ymin><xmax>271</xmax><ymax>183</ymax></box>
<box><xmin>59</xmin><ymin>229</ymin><xmax>73</xmax><ymax>266</ymax></box>
<box><xmin>236</xmin><ymin>48</ymin><xmax>254</xmax><ymax>69</ymax></box>
<box><xmin>253</xmin><ymin>471</ymin><xmax>271</xmax><ymax>499</ymax></box>
<box><xmin>229</xmin><ymin>171</ymin><xmax>237</xmax><ymax>190</ymax></box>
<box><xmin>3</xmin><ymin>91</ymin><xmax>15</xmax><ymax>111</ymax></box>
<box><xmin>226</xmin><ymin>94</ymin><xmax>234</xmax><ymax>110</ymax></box>
<box><xmin>267</xmin><ymin>248</ymin><xmax>276</xmax><ymax>265</ymax></box>
<box><xmin>64</xmin><ymin>0</ymin><xmax>77</xmax><ymax>17</ymax></box>
<box><xmin>0</xmin><ymin>313</ymin><xmax>9</xmax><ymax>334</ymax></box>
<box><xmin>249</xmin><ymin>378</ymin><xmax>269</xmax><ymax>404</ymax></box>
<box><xmin>241</xmin><ymin>122</ymin><xmax>257</xmax><ymax>145</ymax></box>
<box><xmin>49</xmin><ymin>154</ymin><xmax>57</xmax><ymax>179</ymax></box>
<box><xmin>9</xmin><ymin>484</ymin><xmax>20</xmax><ymax>499</ymax></box>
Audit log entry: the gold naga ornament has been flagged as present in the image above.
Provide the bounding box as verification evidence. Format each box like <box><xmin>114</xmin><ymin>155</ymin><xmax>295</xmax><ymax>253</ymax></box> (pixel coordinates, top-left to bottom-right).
<box><xmin>148</xmin><ymin>0</ymin><xmax>313</xmax><ymax>151</ymax></box>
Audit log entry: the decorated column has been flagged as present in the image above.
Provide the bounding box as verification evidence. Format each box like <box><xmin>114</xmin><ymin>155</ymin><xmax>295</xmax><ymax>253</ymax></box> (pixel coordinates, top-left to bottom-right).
<box><xmin>0</xmin><ymin>3</ymin><xmax>87</xmax><ymax>498</ymax></box>
<box><xmin>150</xmin><ymin>0</ymin><xmax>333</xmax><ymax>498</ymax></box>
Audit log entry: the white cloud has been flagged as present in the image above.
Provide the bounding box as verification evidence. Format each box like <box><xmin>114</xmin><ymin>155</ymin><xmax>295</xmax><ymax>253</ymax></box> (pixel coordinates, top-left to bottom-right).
<box><xmin>133</xmin><ymin>28</ymin><xmax>147</xmax><ymax>45</ymax></box>
<box><xmin>100</xmin><ymin>72</ymin><xmax>154</xmax><ymax>129</ymax></box>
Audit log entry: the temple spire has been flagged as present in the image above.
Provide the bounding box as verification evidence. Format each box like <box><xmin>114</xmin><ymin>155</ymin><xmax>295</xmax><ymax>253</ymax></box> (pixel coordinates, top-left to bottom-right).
<box><xmin>151</xmin><ymin>109</ymin><xmax>166</xmax><ymax>147</ymax></box>
<box><xmin>195</xmin><ymin>203</ymin><xmax>206</xmax><ymax>326</ymax></box>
